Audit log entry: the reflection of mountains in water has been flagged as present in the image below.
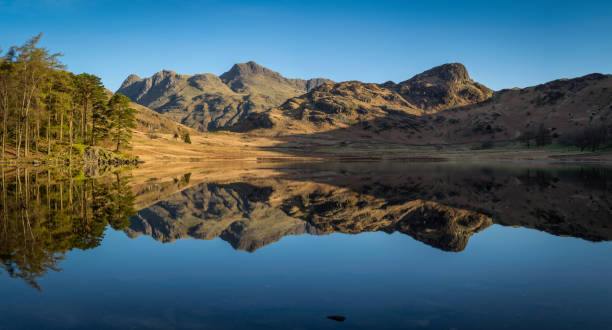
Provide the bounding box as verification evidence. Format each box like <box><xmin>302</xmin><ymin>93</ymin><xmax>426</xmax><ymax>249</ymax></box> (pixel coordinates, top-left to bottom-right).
<box><xmin>126</xmin><ymin>164</ymin><xmax>612</xmax><ymax>252</ymax></box>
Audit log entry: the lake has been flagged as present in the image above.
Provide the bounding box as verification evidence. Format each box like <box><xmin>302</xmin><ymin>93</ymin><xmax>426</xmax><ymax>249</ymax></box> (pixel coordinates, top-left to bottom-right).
<box><xmin>0</xmin><ymin>162</ymin><xmax>611</xmax><ymax>329</ymax></box>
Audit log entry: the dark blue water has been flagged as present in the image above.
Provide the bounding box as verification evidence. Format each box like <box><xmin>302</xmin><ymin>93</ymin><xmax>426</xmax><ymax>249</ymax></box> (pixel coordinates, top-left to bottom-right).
<box><xmin>1</xmin><ymin>163</ymin><xmax>611</xmax><ymax>329</ymax></box>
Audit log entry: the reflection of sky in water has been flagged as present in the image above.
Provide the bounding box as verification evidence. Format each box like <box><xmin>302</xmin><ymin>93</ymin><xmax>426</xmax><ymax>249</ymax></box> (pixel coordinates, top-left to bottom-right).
<box><xmin>1</xmin><ymin>225</ymin><xmax>611</xmax><ymax>329</ymax></box>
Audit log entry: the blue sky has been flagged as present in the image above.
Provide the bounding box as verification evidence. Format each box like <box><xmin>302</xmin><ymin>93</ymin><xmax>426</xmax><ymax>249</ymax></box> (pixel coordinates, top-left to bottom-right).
<box><xmin>1</xmin><ymin>0</ymin><xmax>611</xmax><ymax>91</ymax></box>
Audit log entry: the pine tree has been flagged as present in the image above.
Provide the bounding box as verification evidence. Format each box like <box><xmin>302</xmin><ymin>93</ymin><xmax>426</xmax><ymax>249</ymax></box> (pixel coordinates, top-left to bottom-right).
<box><xmin>73</xmin><ymin>73</ymin><xmax>106</xmax><ymax>146</ymax></box>
<box><xmin>107</xmin><ymin>93</ymin><xmax>136</xmax><ymax>152</ymax></box>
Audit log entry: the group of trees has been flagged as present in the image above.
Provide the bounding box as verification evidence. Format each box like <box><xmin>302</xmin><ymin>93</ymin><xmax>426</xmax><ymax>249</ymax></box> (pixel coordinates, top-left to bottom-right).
<box><xmin>560</xmin><ymin>125</ymin><xmax>610</xmax><ymax>151</ymax></box>
<box><xmin>0</xmin><ymin>34</ymin><xmax>136</xmax><ymax>161</ymax></box>
<box><xmin>518</xmin><ymin>124</ymin><xmax>553</xmax><ymax>148</ymax></box>
<box><xmin>519</xmin><ymin>123</ymin><xmax>611</xmax><ymax>151</ymax></box>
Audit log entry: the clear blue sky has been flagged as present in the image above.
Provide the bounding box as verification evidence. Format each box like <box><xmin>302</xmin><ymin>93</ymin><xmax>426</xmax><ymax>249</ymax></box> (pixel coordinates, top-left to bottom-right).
<box><xmin>1</xmin><ymin>0</ymin><xmax>611</xmax><ymax>92</ymax></box>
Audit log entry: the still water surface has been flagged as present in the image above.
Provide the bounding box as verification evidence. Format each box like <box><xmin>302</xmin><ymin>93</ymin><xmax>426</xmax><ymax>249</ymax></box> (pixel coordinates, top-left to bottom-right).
<box><xmin>0</xmin><ymin>162</ymin><xmax>611</xmax><ymax>329</ymax></box>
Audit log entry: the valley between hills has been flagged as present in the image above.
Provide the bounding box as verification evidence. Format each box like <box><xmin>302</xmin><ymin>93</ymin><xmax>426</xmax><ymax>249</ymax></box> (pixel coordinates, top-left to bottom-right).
<box><xmin>119</xmin><ymin>61</ymin><xmax>612</xmax><ymax>163</ymax></box>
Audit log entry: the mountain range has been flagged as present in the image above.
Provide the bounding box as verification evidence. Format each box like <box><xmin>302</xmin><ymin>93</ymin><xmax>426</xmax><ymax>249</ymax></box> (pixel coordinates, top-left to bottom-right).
<box><xmin>117</xmin><ymin>61</ymin><xmax>331</xmax><ymax>131</ymax></box>
<box><xmin>118</xmin><ymin>62</ymin><xmax>612</xmax><ymax>146</ymax></box>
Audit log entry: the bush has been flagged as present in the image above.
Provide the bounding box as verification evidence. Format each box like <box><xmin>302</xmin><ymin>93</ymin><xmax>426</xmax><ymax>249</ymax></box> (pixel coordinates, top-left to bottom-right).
<box><xmin>72</xmin><ymin>144</ymin><xmax>86</xmax><ymax>155</ymax></box>
<box><xmin>182</xmin><ymin>131</ymin><xmax>191</xmax><ymax>144</ymax></box>
<box><xmin>470</xmin><ymin>140</ymin><xmax>494</xmax><ymax>150</ymax></box>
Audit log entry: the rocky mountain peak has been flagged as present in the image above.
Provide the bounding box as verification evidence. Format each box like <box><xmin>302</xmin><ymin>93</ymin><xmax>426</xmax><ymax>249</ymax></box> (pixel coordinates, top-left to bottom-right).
<box><xmin>219</xmin><ymin>61</ymin><xmax>285</xmax><ymax>90</ymax></box>
<box><xmin>406</xmin><ymin>63</ymin><xmax>471</xmax><ymax>85</ymax></box>
<box><xmin>119</xmin><ymin>74</ymin><xmax>142</xmax><ymax>90</ymax></box>
<box><xmin>152</xmin><ymin>69</ymin><xmax>180</xmax><ymax>82</ymax></box>
<box><xmin>394</xmin><ymin>63</ymin><xmax>493</xmax><ymax>111</ymax></box>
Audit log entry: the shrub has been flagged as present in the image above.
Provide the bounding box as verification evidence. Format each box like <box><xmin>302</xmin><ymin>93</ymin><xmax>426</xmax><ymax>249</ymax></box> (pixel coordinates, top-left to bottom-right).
<box><xmin>182</xmin><ymin>131</ymin><xmax>191</xmax><ymax>144</ymax></box>
<box><xmin>72</xmin><ymin>144</ymin><xmax>86</xmax><ymax>155</ymax></box>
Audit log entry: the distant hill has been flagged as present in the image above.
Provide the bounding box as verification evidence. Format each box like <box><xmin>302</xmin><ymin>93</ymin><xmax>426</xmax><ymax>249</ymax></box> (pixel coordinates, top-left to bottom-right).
<box><xmin>116</xmin><ymin>61</ymin><xmax>331</xmax><ymax>131</ymax></box>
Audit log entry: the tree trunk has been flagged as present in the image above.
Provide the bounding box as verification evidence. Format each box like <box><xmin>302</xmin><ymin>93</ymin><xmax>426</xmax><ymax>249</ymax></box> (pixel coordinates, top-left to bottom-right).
<box><xmin>69</xmin><ymin>109</ymin><xmax>73</xmax><ymax>162</ymax></box>
<box><xmin>91</xmin><ymin>116</ymin><xmax>95</xmax><ymax>146</ymax></box>
<box><xmin>69</xmin><ymin>175</ymin><xmax>73</xmax><ymax>205</ymax></box>
<box><xmin>0</xmin><ymin>86</ymin><xmax>7</xmax><ymax>160</ymax></box>
<box><xmin>47</xmin><ymin>112</ymin><xmax>51</xmax><ymax>155</ymax></box>
<box><xmin>47</xmin><ymin>170</ymin><xmax>50</xmax><ymax>211</ymax></box>
<box><xmin>23</xmin><ymin>81</ymin><xmax>36</xmax><ymax>159</ymax></box>
<box><xmin>2</xmin><ymin>166</ymin><xmax>6</xmax><ymax>236</ymax></box>
<box><xmin>1</xmin><ymin>105</ymin><xmax>6</xmax><ymax>160</ymax></box>
<box><xmin>60</xmin><ymin>111</ymin><xmax>63</xmax><ymax>143</ymax></box>
<box><xmin>16</xmin><ymin>121</ymin><xmax>20</xmax><ymax>159</ymax></box>
<box><xmin>83</xmin><ymin>98</ymin><xmax>88</xmax><ymax>144</ymax></box>
<box><xmin>36</xmin><ymin>116</ymin><xmax>40</xmax><ymax>154</ymax></box>
<box><xmin>24</xmin><ymin>120</ymin><xmax>29</xmax><ymax>158</ymax></box>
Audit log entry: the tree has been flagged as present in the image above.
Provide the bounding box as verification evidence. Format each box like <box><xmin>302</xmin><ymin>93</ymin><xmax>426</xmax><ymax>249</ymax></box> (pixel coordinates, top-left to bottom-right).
<box><xmin>13</xmin><ymin>34</ymin><xmax>64</xmax><ymax>158</ymax></box>
<box><xmin>91</xmin><ymin>97</ymin><xmax>109</xmax><ymax>144</ymax></box>
<box><xmin>0</xmin><ymin>49</ymin><xmax>15</xmax><ymax>159</ymax></box>
<box><xmin>535</xmin><ymin>124</ymin><xmax>552</xmax><ymax>147</ymax></box>
<box><xmin>106</xmin><ymin>94</ymin><xmax>136</xmax><ymax>152</ymax></box>
<box><xmin>182</xmin><ymin>130</ymin><xmax>191</xmax><ymax>144</ymax></box>
<box><xmin>73</xmin><ymin>73</ymin><xmax>106</xmax><ymax>146</ymax></box>
<box><xmin>518</xmin><ymin>130</ymin><xmax>535</xmax><ymax>148</ymax></box>
<box><xmin>44</xmin><ymin>70</ymin><xmax>73</xmax><ymax>155</ymax></box>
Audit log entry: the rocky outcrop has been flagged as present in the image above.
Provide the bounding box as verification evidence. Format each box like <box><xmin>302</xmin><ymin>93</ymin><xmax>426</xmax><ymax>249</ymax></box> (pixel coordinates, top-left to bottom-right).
<box><xmin>390</xmin><ymin>63</ymin><xmax>493</xmax><ymax>111</ymax></box>
<box><xmin>279</xmin><ymin>81</ymin><xmax>419</xmax><ymax>124</ymax></box>
<box><xmin>83</xmin><ymin>146</ymin><xmax>139</xmax><ymax>165</ymax></box>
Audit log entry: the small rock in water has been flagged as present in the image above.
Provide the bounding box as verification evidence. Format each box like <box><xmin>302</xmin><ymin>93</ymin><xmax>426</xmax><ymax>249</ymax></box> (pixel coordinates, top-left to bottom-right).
<box><xmin>327</xmin><ymin>315</ymin><xmax>346</xmax><ymax>322</ymax></box>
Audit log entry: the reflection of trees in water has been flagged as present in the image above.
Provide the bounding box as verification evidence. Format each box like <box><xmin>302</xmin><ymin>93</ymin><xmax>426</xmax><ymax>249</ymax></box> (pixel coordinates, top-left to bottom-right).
<box><xmin>0</xmin><ymin>167</ymin><xmax>135</xmax><ymax>290</ymax></box>
<box><xmin>518</xmin><ymin>167</ymin><xmax>612</xmax><ymax>191</ymax></box>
